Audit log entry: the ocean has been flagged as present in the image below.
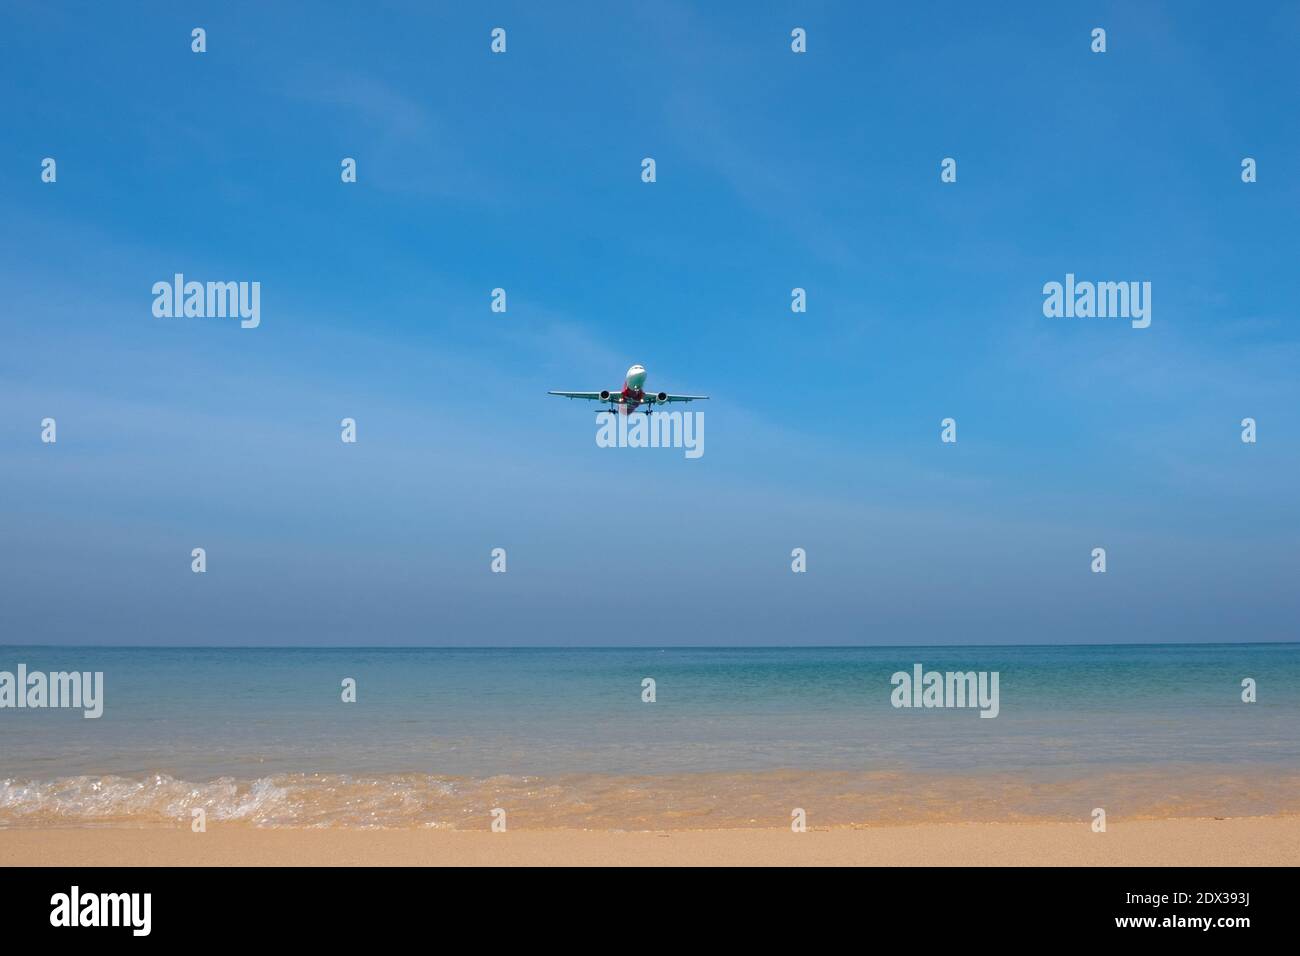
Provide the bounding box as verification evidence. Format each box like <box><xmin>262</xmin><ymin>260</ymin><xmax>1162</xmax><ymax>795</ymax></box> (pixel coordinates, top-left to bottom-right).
<box><xmin>2</xmin><ymin>644</ymin><xmax>1297</xmax><ymax>829</ymax></box>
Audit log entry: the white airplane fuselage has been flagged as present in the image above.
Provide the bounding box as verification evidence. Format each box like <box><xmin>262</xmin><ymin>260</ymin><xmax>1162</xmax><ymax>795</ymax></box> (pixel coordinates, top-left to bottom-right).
<box><xmin>610</xmin><ymin>363</ymin><xmax>656</xmax><ymax>413</ymax></box>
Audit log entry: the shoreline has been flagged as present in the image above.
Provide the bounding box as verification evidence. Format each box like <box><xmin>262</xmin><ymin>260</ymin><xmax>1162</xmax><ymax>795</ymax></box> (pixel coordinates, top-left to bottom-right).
<box><xmin>8</xmin><ymin>766</ymin><xmax>1300</xmax><ymax>831</ymax></box>
<box><xmin>3</xmin><ymin>815</ymin><xmax>1297</xmax><ymax>866</ymax></box>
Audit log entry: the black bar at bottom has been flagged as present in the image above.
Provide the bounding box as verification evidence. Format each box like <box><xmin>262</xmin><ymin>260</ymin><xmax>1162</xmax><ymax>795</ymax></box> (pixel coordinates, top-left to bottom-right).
<box><xmin>0</xmin><ymin>865</ymin><xmax>1283</xmax><ymax>942</ymax></box>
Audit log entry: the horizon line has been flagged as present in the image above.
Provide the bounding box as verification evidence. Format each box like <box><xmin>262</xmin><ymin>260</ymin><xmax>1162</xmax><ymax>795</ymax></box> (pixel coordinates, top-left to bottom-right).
<box><xmin>1</xmin><ymin>641</ymin><xmax>1296</xmax><ymax>651</ymax></box>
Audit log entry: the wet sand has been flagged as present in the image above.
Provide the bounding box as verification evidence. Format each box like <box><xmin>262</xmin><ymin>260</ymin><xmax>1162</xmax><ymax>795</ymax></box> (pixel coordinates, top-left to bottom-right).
<box><xmin>3</xmin><ymin>815</ymin><xmax>1297</xmax><ymax>866</ymax></box>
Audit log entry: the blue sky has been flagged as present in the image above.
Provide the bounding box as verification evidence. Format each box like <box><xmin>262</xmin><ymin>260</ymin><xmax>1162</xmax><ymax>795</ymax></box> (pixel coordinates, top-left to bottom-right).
<box><xmin>1</xmin><ymin>1</ymin><xmax>1297</xmax><ymax>644</ymax></box>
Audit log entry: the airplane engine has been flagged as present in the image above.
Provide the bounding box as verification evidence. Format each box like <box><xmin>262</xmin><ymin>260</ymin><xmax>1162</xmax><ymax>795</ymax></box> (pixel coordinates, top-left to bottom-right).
<box><xmin>599</xmin><ymin>389</ymin><xmax>611</xmax><ymax>401</ymax></box>
<box><xmin>655</xmin><ymin>392</ymin><xmax>668</xmax><ymax>404</ymax></box>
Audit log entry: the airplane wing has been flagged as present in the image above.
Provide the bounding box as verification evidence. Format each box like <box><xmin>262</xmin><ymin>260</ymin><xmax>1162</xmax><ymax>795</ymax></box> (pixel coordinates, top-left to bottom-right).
<box><xmin>547</xmin><ymin>390</ymin><xmax>709</xmax><ymax>403</ymax></box>
<box><xmin>548</xmin><ymin>390</ymin><xmax>618</xmax><ymax>403</ymax></box>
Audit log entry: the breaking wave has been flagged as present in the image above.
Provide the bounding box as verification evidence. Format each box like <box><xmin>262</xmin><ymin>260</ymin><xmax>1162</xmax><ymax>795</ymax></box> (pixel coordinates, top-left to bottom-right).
<box><xmin>5</xmin><ymin>767</ymin><xmax>1300</xmax><ymax>830</ymax></box>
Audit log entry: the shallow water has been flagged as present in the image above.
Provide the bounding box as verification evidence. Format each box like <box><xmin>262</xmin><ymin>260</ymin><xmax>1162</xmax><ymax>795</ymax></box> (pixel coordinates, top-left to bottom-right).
<box><xmin>1</xmin><ymin>645</ymin><xmax>1296</xmax><ymax>828</ymax></box>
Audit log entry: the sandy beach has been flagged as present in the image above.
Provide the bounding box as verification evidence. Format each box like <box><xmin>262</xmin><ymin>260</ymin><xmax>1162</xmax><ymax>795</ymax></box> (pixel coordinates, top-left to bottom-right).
<box><xmin>3</xmin><ymin>815</ymin><xmax>1297</xmax><ymax>866</ymax></box>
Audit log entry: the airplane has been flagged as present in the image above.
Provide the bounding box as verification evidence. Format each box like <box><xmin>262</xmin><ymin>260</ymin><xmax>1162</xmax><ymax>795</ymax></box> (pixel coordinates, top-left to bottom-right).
<box><xmin>549</xmin><ymin>364</ymin><xmax>709</xmax><ymax>415</ymax></box>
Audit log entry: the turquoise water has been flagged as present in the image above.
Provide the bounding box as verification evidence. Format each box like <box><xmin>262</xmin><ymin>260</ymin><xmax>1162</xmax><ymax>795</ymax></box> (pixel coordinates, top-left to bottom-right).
<box><xmin>1</xmin><ymin>644</ymin><xmax>1297</xmax><ymax>827</ymax></box>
